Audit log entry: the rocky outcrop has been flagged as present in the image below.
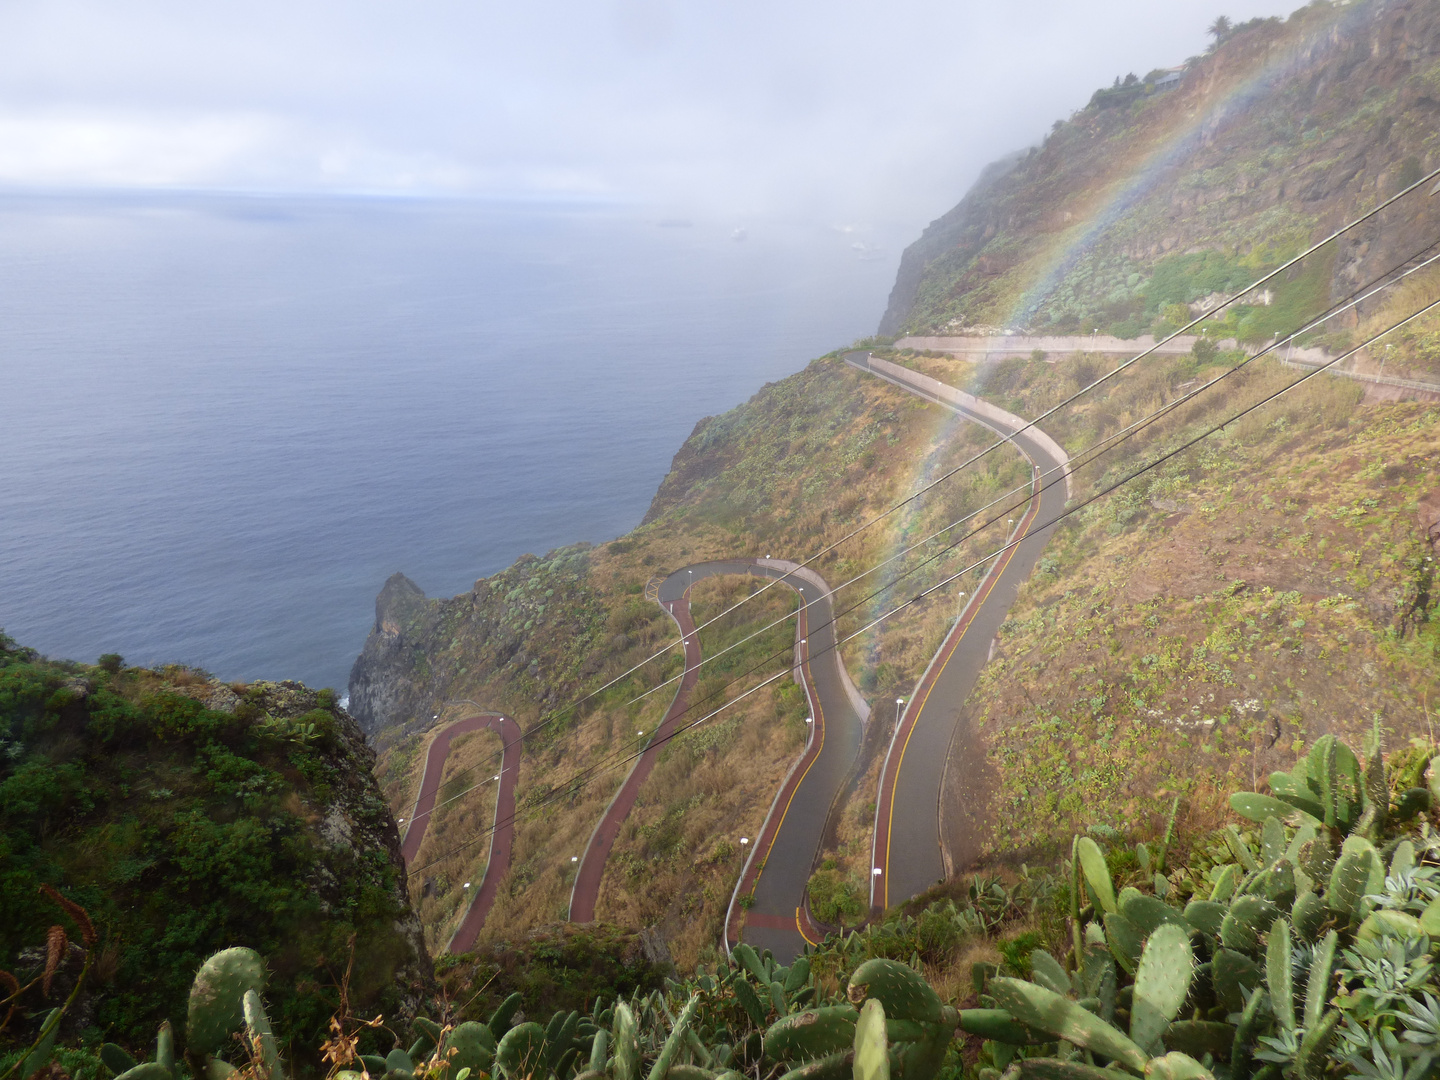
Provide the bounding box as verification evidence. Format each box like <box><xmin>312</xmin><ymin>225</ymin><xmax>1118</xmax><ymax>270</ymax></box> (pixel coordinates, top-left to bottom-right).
<box><xmin>877</xmin><ymin>150</ymin><xmax>1026</xmax><ymax>337</ymax></box>
<box><xmin>348</xmin><ymin>572</ymin><xmax>438</xmax><ymax>738</ymax></box>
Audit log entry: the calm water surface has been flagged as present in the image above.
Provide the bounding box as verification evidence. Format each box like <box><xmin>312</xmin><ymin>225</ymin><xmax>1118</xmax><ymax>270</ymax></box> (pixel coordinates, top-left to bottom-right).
<box><xmin>0</xmin><ymin>192</ymin><xmax>901</xmax><ymax>690</ymax></box>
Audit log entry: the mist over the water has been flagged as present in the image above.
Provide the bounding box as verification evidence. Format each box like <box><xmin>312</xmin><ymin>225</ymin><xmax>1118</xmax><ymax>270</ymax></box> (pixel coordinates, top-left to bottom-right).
<box><xmin>0</xmin><ymin>0</ymin><xmax>1314</xmax><ymax>691</ymax></box>
<box><xmin>0</xmin><ymin>192</ymin><xmax>905</xmax><ymax>689</ymax></box>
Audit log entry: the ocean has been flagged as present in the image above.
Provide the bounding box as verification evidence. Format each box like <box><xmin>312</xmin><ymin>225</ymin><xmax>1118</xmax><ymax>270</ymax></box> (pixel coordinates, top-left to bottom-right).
<box><xmin>0</xmin><ymin>191</ymin><xmax>903</xmax><ymax>691</ymax></box>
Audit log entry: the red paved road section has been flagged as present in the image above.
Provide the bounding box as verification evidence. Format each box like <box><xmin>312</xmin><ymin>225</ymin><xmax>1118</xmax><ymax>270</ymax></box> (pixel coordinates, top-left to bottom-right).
<box><xmin>567</xmin><ymin>593</ymin><xmax>702</xmax><ymax>923</ymax></box>
<box><xmin>570</xmin><ymin>558</ymin><xmax>863</xmax><ymax>962</ymax></box>
<box><xmin>397</xmin><ymin>712</ymin><xmax>522</xmax><ymax>953</ymax></box>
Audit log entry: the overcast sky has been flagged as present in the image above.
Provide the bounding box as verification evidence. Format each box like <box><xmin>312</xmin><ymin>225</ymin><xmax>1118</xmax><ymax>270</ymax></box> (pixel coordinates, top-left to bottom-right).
<box><xmin>0</xmin><ymin>0</ymin><xmax>1301</xmax><ymax>229</ymax></box>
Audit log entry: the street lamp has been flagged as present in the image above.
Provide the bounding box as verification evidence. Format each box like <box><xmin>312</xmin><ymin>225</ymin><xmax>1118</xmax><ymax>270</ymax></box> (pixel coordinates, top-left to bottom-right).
<box><xmin>896</xmin><ymin>697</ymin><xmax>905</xmax><ymax>724</ymax></box>
<box><xmin>956</xmin><ymin>590</ymin><xmax>966</xmax><ymax>620</ymax></box>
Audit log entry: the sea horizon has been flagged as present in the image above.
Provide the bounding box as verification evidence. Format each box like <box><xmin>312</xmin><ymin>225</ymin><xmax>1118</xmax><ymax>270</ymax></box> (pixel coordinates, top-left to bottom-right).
<box><xmin>0</xmin><ymin>189</ymin><xmax>907</xmax><ymax>690</ymax></box>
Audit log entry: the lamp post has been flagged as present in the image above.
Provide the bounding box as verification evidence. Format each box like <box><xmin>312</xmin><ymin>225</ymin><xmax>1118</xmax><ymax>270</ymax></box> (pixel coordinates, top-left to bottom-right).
<box><xmin>956</xmin><ymin>590</ymin><xmax>966</xmax><ymax>621</ymax></box>
<box><xmin>896</xmin><ymin>697</ymin><xmax>905</xmax><ymax>724</ymax></box>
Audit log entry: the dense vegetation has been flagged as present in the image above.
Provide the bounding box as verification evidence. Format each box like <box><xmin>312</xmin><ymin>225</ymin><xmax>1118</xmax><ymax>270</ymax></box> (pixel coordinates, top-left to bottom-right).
<box><xmin>0</xmin><ymin>636</ymin><xmax>428</xmax><ymax>1061</ymax></box>
<box><xmin>12</xmin><ymin>734</ymin><xmax>1440</xmax><ymax>1080</ymax></box>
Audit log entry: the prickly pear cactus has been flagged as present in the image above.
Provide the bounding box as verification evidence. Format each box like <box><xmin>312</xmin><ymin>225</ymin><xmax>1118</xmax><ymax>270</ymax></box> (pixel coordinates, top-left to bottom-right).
<box><xmin>187</xmin><ymin>947</ymin><xmax>267</xmax><ymax>1058</ymax></box>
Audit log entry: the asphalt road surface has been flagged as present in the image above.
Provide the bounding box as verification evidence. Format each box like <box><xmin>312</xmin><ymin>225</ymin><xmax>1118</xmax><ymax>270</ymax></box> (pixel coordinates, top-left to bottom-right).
<box><xmin>568</xmin><ymin>558</ymin><xmax>863</xmax><ymax>962</ymax></box>
<box><xmin>844</xmin><ymin>351</ymin><xmax>1070</xmax><ymax>910</ymax></box>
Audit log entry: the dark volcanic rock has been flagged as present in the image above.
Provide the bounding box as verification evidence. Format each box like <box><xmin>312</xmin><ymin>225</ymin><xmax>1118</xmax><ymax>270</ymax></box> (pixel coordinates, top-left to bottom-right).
<box><xmin>348</xmin><ymin>572</ymin><xmax>436</xmax><ymax>736</ymax></box>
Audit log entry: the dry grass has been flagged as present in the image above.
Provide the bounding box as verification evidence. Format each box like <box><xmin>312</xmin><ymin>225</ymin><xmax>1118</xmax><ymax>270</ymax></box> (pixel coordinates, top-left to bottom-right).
<box><xmin>951</xmin><ymin>382</ymin><xmax>1440</xmax><ymax>867</ymax></box>
<box><xmin>372</xmin><ymin>356</ymin><xmax>1028</xmax><ymax>955</ymax></box>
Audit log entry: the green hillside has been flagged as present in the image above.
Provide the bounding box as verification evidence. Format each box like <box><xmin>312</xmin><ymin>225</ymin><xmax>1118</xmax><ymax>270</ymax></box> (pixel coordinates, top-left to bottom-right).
<box><xmin>0</xmin><ymin>639</ymin><xmax>430</xmax><ymax>1063</ymax></box>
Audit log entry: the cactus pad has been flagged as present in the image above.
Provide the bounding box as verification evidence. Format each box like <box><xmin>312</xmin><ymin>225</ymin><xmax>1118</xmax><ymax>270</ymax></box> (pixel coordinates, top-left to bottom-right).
<box><xmin>1120</xmin><ymin>894</ymin><xmax>1190</xmax><ymax>939</ymax></box>
<box><xmin>187</xmin><ymin>947</ymin><xmax>267</xmax><ymax>1058</ymax></box>
<box><xmin>1143</xmin><ymin>1051</ymin><xmax>1216</xmax><ymax>1080</ymax></box>
<box><xmin>494</xmin><ymin>1023</ymin><xmax>547</xmax><ymax>1080</ymax></box>
<box><xmin>441</xmin><ymin>1022</ymin><xmax>496</xmax><ymax>1080</ymax></box>
<box><xmin>956</xmin><ymin>1010</ymin><xmax>1034</xmax><ymax>1046</ymax></box>
<box><xmin>1211</xmin><ymin>949</ymin><xmax>1261</xmax><ymax>1014</ymax></box>
<box><xmin>846</xmin><ymin>960</ymin><xmax>941</xmax><ymax>1025</ymax></box>
<box><xmin>1075</xmin><ymin>837</ymin><xmax>1116</xmax><ymax>914</ymax></box>
<box><xmin>242</xmin><ymin>989</ymin><xmax>282</xmax><ymax>1080</ymax></box>
<box><xmin>613</xmin><ymin>1002</ymin><xmax>640</xmax><ymax>1080</ymax></box>
<box><xmin>852</xmin><ymin>1000</ymin><xmax>887</xmax><ymax>1080</ymax></box>
<box><xmin>1220</xmin><ymin>895</ymin><xmax>1279</xmax><ymax>954</ymax></box>
<box><xmin>988</xmin><ymin>978</ymin><xmax>1146</xmax><ymax>1073</ymax></box>
<box><xmin>1130</xmin><ymin>924</ymin><xmax>1193</xmax><ymax>1056</ymax></box>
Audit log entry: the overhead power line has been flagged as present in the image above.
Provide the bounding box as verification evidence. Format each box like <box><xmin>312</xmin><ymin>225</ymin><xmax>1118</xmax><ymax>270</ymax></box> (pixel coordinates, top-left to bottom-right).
<box><xmin>408</xmin><ymin>287</ymin><xmax>1440</xmax><ymax>876</ymax></box>
<box><xmin>401</xmin><ymin>233</ymin><xmax>1440</xmax><ymax>835</ymax></box>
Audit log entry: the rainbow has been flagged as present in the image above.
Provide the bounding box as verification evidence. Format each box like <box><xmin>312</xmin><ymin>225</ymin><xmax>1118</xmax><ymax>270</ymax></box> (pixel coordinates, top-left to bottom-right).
<box><xmin>1004</xmin><ymin>2</ymin><xmax>1355</xmax><ymax>328</ymax></box>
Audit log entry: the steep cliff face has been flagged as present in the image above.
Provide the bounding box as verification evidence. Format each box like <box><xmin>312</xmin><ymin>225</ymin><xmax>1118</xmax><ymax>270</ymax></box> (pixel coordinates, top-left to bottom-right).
<box><xmin>348</xmin><ymin>571</ymin><xmax>437</xmax><ymax>738</ymax></box>
<box><xmin>881</xmin><ymin>0</ymin><xmax>1440</xmax><ymax>359</ymax></box>
<box><xmin>877</xmin><ymin>151</ymin><xmax>1026</xmax><ymax>337</ymax></box>
<box><xmin>0</xmin><ymin>640</ymin><xmax>432</xmax><ymax>1057</ymax></box>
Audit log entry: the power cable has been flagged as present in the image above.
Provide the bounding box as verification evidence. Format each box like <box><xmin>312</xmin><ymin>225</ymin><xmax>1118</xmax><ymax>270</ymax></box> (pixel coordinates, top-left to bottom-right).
<box><xmin>399</xmin><ymin>162</ymin><xmax>1440</xmax><ymax>814</ymax></box>
<box><xmin>408</xmin><ymin>288</ymin><xmax>1440</xmax><ymax>875</ymax></box>
<box><xmin>402</xmin><ymin>235</ymin><xmax>1440</xmax><ymax>832</ymax></box>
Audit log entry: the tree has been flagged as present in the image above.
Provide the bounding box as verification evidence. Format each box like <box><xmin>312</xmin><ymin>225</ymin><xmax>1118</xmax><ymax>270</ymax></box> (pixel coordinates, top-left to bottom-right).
<box><xmin>1208</xmin><ymin>15</ymin><xmax>1232</xmax><ymax>43</ymax></box>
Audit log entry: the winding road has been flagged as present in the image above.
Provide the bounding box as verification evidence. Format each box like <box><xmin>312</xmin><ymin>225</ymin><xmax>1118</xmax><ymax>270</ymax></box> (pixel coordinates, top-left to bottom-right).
<box><xmin>398</xmin><ymin>710</ymin><xmax>522</xmax><ymax>953</ymax></box>
<box><xmin>396</xmin><ymin>355</ymin><xmax>1068</xmax><ymax>956</ymax></box>
<box><xmin>844</xmin><ymin>352</ymin><xmax>1070</xmax><ymax>909</ymax></box>
<box><xmin>568</xmin><ymin>558</ymin><xmax>866</xmax><ymax>962</ymax></box>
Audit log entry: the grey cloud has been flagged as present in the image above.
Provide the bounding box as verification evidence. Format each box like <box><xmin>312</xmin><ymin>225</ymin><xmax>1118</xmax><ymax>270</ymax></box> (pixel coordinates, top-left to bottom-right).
<box><xmin>0</xmin><ymin>0</ymin><xmax>1302</xmax><ymax>228</ymax></box>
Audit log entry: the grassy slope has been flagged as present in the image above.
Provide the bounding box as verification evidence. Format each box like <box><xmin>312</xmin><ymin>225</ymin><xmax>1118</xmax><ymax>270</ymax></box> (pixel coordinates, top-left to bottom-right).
<box><xmin>888</xmin><ymin>346</ymin><xmax>1440</xmax><ymax>874</ymax></box>
<box><xmin>369</xmin><ymin>356</ymin><xmax>1038</xmax><ymax>964</ymax></box>
<box><xmin>890</xmin><ymin>0</ymin><xmax>1440</xmax><ymax>380</ymax></box>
